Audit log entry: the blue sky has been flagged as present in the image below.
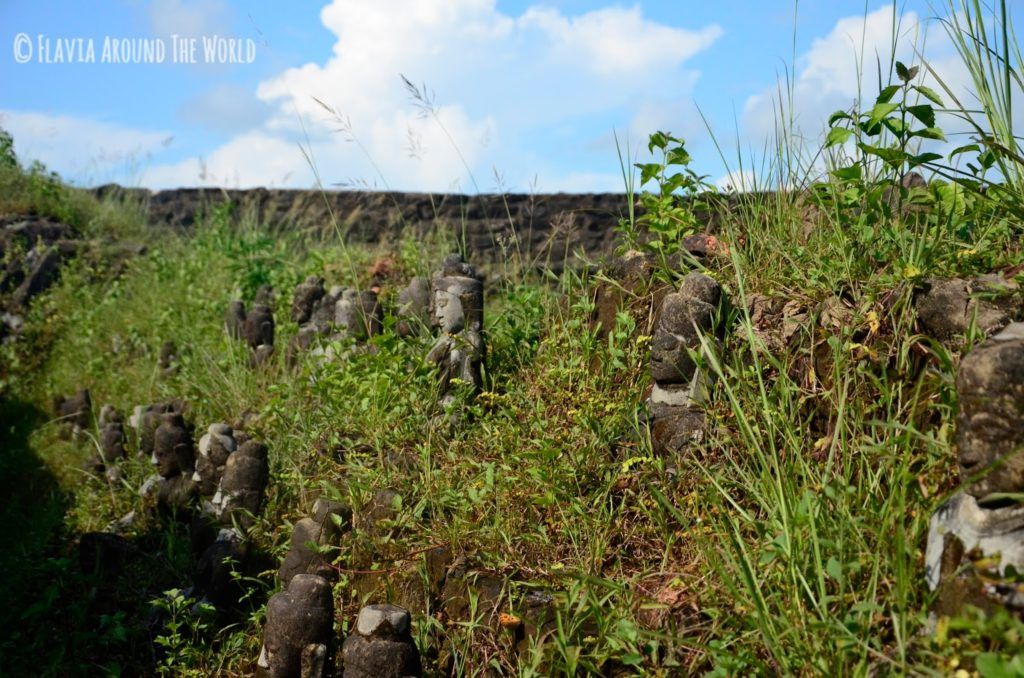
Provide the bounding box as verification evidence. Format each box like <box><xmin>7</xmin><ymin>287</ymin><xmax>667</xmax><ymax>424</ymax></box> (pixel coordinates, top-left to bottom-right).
<box><xmin>0</xmin><ymin>0</ymin><xmax>1016</xmax><ymax>192</ymax></box>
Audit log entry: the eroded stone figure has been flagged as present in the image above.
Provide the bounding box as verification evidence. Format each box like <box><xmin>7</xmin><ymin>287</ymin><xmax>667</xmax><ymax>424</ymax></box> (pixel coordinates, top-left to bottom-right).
<box><xmin>648</xmin><ymin>272</ymin><xmax>723</xmax><ymax>456</ymax></box>
<box><xmin>925</xmin><ymin>322</ymin><xmax>1024</xmax><ymax>617</ymax></box>
<box><xmin>259</xmin><ymin>574</ymin><xmax>334</xmax><ymax>678</ymax></box>
<box><xmin>341</xmin><ymin>604</ymin><xmax>422</xmax><ymax>678</ymax></box>
<box><xmin>426</xmin><ymin>254</ymin><xmax>484</xmax><ymax>406</ymax></box>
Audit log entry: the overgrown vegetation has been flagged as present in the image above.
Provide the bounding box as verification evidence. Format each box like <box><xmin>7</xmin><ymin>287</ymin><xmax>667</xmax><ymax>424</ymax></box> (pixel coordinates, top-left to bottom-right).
<box><xmin>2</xmin><ymin>1</ymin><xmax>1024</xmax><ymax>675</ymax></box>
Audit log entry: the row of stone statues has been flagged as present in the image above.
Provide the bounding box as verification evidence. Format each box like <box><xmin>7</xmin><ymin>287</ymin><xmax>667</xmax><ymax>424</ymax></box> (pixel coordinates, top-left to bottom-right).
<box><xmin>228</xmin><ymin>253</ymin><xmax>487</xmax><ymax>411</ymax></box>
<box><xmin>259</xmin><ymin>496</ymin><xmax>422</xmax><ymax>677</ymax></box>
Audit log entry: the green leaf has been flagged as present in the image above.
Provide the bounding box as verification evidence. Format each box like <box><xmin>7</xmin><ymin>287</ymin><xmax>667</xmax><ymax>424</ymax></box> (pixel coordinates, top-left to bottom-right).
<box><xmin>826</xmin><ymin>127</ymin><xmax>854</xmax><ymax>147</ymax></box>
<box><xmin>908</xmin><ymin>152</ymin><xmax>942</xmax><ymax>168</ymax></box>
<box><xmin>876</xmin><ymin>85</ymin><xmax>901</xmax><ymax>104</ymax></box>
<box><xmin>906</xmin><ymin>104</ymin><xmax>936</xmax><ymax>128</ymax></box>
<box><xmin>825</xmin><ymin>557</ymin><xmax>843</xmax><ymax>583</ymax></box>
<box><xmin>948</xmin><ymin>143</ymin><xmax>980</xmax><ymax>159</ymax></box>
<box><xmin>882</xmin><ymin>117</ymin><xmax>907</xmax><ymax>137</ymax></box>
<box><xmin>868</xmin><ymin>102</ymin><xmax>900</xmax><ymax>125</ymax></box>
<box><xmin>828</xmin><ymin>110</ymin><xmax>853</xmax><ymax>125</ymax></box>
<box><xmin>914</xmin><ymin>85</ymin><xmax>944</xmax><ymax>105</ymax></box>
<box><xmin>858</xmin><ymin>142</ymin><xmax>906</xmax><ymax>168</ymax></box>
<box><xmin>895</xmin><ymin>61</ymin><xmax>910</xmax><ymax>81</ymax></box>
<box><xmin>647</xmin><ymin>131</ymin><xmax>669</xmax><ymax>153</ymax></box>
<box><xmin>912</xmin><ymin>127</ymin><xmax>947</xmax><ymax>141</ymax></box>
<box><xmin>831</xmin><ymin>165</ymin><xmax>862</xmax><ymax>181</ymax></box>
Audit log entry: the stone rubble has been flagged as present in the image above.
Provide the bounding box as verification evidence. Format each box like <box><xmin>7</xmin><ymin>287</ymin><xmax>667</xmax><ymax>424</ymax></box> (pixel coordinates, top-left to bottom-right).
<box><xmin>192</xmin><ymin>423</ymin><xmax>238</xmax><ymax>496</ymax></box>
<box><xmin>291</xmin><ymin>275</ymin><xmax>325</xmax><ymax>325</ymax></box>
<box><xmin>915</xmin><ymin>275</ymin><xmax>1021</xmax><ymax>341</ymax></box>
<box><xmin>96</xmin><ymin>404</ymin><xmax>127</xmax><ymax>481</ymax></box>
<box><xmin>335</xmin><ymin>289</ymin><xmax>383</xmax><ymax>342</ymax></box>
<box><xmin>208</xmin><ymin>438</ymin><xmax>269</xmax><ymax>528</ymax></box>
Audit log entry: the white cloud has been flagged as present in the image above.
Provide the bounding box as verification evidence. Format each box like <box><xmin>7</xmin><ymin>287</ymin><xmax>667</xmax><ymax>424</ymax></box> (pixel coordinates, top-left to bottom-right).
<box><xmin>736</xmin><ymin>3</ymin><xmax>1011</xmax><ymax>180</ymax></box>
<box><xmin>145</xmin><ymin>0</ymin><xmax>720</xmax><ymax>191</ymax></box>
<box><xmin>4</xmin><ymin>1</ymin><xmax>720</xmax><ymax>191</ymax></box>
<box><xmin>0</xmin><ymin>110</ymin><xmax>173</xmax><ymax>185</ymax></box>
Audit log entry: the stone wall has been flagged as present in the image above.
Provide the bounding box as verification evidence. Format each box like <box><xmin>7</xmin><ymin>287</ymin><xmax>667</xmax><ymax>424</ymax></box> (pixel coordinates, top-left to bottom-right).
<box><xmin>92</xmin><ymin>186</ymin><xmax>637</xmax><ymax>271</ymax></box>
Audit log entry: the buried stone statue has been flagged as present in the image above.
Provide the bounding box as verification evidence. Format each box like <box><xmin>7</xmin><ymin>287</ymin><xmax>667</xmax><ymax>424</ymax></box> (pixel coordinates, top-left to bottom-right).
<box><xmin>648</xmin><ymin>272</ymin><xmax>725</xmax><ymax>457</ymax></box>
<box><xmin>925</xmin><ymin>322</ymin><xmax>1024</xmax><ymax>616</ymax></box>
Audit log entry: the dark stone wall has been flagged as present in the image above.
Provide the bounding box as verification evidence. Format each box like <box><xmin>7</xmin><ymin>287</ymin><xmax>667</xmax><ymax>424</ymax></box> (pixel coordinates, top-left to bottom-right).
<box><xmin>92</xmin><ymin>186</ymin><xmax>638</xmax><ymax>271</ymax></box>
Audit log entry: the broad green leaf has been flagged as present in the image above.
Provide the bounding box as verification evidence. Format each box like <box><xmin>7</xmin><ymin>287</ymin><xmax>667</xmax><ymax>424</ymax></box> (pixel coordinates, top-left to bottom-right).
<box><xmin>648</xmin><ymin>131</ymin><xmax>669</xmax><ymax>153</ymax></box>
<box><xmin>876</xmin><ymin>85</ymin><xmax>901</xmax><ymax>104</ymax></box>
<box><xmin>826</xmin><ymin>127</ymin><xmax>853</xmax><ymax>147</ymax></box>
<box><xmin>882</xmin><ymin>117</ymin><xmax>907</xmax><ymax>137</ymax></box>
<box><xmin>906</xmin><ymin>104</ymin><xmax>936</xmax><ymax>128</ymax></box>
<box><xmin>868</xmin><ymin>102</ymin><xmax>900</xmax><ymax>125</ymax></box>
<box><xmin>825</xmin><ymin>557</ymin><xmax>843</xmax><ymax>583</ymax></box>
<box><xmin>948</xmin><ymin>143</ymin><xmax>980</xmax><ymax>159</ymax></box>
<box><xmin>831</xmin><ymin>165</ymin><xmax>862</xmax><ymax>181</ymax></box>
<box><xmin>914</xmin><ymin>84</ymin><xmax>944</xmax><ymax>105</ymax></box>
<box><xmin>908</xmin><ymin>152</ymin><xmax>942</xmax><ymax>168</ymax></box>
<box><xmin>913</xmin><ymin>127</ymin><xmax>947</xmax><ymax>141</ymax></box>
<box><xmin>828</xmin><ymin>110</ymin><xmax>853</xmax><ymax>125</ymax></box>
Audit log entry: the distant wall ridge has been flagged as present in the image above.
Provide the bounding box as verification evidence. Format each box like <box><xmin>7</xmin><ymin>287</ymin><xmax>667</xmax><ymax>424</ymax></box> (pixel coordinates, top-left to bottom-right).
<box><xmin>91</xmin><ymin>185</ymin><xmax>637</xmax><ymax>270</ymax></box>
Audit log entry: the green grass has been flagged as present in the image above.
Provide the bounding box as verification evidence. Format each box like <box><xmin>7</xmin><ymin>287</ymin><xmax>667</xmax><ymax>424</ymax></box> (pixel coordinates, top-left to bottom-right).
<box><xmin>4</xmin><ymin>2</ymin><xmax>1024</xmax><ymax>674</ymax></box>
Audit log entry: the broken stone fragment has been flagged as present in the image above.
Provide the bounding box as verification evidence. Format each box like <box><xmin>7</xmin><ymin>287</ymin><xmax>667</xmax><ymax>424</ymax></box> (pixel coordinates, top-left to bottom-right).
<box><xmin>286</xmin><ymin>325</ymin><xmax>319</xmax><ymax>369</ymax></box>
<box><xmin>225</xmin><ymin>300</ymin><xmax>246</xmax><ymax>340</ymax></box>
<box><xmin>156</xmin><ymin>473</ymin><xmax>198</xmax><ymax>511</ymax></box>
<box><xmin>915</xmin><ymin>275</ymin><xmax>1020</xmax><ymax>340</ymax></box>
<box><xmin>99</xmin><ymin>425</ymin><xmax>127</xmax><ymax>460</ymax></box>
<box><xmin>334</xmin><ymin>289</ymin><xmax>383</xmax><ymax>341</ymax></box>
<box><xmin>924</xmin><ymin>492</ymin><xmax>1024</xmax><ymax>617</ymax></box>
<box><xmin>650</xmin><ymin>291</ymin><xmax>717</xmax><ymax>384</ymax></box>
<box><xmin>13</xmin><ymin>249</ymin><xmax>61</xmax><ymax>308</ymax></box>
<box><xmin>341</xmin><ymin>604</ymin><xmax>422</xmax><ymax>678</ymax></box>
<box><xmin>955</xmin><ymin>322</ymin><xmax>1024</xmax><ymax>500</ymax></box>
<box><xmin>292</xmin><ymin>275</ymin><xmax>326</xmax><ymax>324</ymax></box>
<box><xmin>245</xmin><ymin>303</ymin><xmax>275</xmax><ymax>349</ymax></box>
<box><xmin>278</xmin><ymin>498</ymin><xmax>352</xmax><ymax>585</ymax></box>
<box><xmin>396</xmin><ymin>277</ymin><xmax>430</xmax><ymax>337</ymax></box>
<box><xmin>259</xmin><ymin>574</ymin><xmax>334</xmax><ymax>678</ymax></box>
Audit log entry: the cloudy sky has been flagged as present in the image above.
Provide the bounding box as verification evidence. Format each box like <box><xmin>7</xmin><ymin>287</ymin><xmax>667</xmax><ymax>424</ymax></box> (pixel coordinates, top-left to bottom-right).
<box><xmin>0</xmin><ymin>1</ymin><xmax>1016</xmax><ymax>192</ymax></box>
